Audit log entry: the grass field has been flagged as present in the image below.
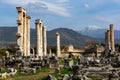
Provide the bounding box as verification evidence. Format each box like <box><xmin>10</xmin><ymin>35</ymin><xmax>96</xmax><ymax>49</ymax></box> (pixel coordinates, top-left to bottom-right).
<box><xmin>6</xmin><ymin>67</ymin><xmax>54</xmax><ymax>80</ymax></box>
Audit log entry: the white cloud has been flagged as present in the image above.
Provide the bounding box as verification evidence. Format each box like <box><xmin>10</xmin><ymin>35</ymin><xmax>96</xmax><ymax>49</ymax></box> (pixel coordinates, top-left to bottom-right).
<box><xmin>84</xmin><ymin>4</ymin><xmax>90</xmax><ymax>9</ymax></box>
<box><xmin>58</xmin><ymin>0</ymin><xmax>69</xmax><ymax>2</ymax></box>
<box><xmin>1</xmin><ymin>0</ymin><xmax>71</xmax><ymax>17</ymax></box>
<box><xmin>86</xmin><ymin>25</ymin><xmax>100</xmax><ymax>30</ymax></box>
<box><xmin>1</xmin><ymin>0</ymin><xmax>36</xmax><ymax>5</ymax></box>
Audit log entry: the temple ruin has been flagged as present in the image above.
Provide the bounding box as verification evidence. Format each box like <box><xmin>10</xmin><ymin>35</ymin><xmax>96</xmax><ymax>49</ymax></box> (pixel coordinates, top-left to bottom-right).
<box><xmin>1</xmin><ymin>6</ymin><xmax>120</xmax><ymax>80</ymax></box>
<box><xmin>16</xmin><ymin>7</ymin><xmax>30</xmax><ymax>56</ymax></box>
<box><xmin>105</xmin><ymin>24</ymin><xmax>116</xmax><ymax>56</ymax></box>
<box><xmin>110</xmin><ymin>24</ymin><xmax>115</xmax><ymax>52</ymax></box>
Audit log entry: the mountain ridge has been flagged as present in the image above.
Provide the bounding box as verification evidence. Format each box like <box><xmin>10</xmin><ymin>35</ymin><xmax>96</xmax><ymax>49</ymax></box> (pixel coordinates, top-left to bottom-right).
<box><xmin>79</xmin><ymin>28</ymin><xmax>120</xmax><ymax>39</ymax></box>
<box><xmin>0</xmin><ymin>27</ymin><xmax>96</xmax><ymax>47</ymax></box>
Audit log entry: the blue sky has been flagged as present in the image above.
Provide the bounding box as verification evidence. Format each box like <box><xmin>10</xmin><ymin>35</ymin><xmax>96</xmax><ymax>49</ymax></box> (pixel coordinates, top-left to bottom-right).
<box><xmin>0</xmin><ymin>0</ymin><xmax>120</xmax><ymax>30</ymax></box>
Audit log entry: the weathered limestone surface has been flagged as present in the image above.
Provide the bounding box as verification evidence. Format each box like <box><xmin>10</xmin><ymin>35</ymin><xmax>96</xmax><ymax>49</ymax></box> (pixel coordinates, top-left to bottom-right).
<box><xmin>39</xmin><ymin>20</ymin><xmax>43</xmax><ymax>57</ymax></box>
<box><xmin>26</xmin><ymin>15</ymin><xmax>31</xmax><ymax>56</ymax></box>
<box><xmin>105</xmin><ymin>24</ymin><xmax>116</xmax><ymax>56</ymax></box>
<box><xmin>105</xmin><ymin>30</ymin><xmax>110</xmax><ymax>56</ymax></box>
<box><xmin>35</xmin><ymin>19</ymin><xmax>43</xmax><ymax>58</ymax></box>
<box><xmin>56</xmin><ymin>32</ymin><xmax>61</xmax><ymax>57</ymax></box>
<box><xmin>16</xmin><ymin>7</ymin><xmax>24</xmax><ymax>53</ymax></box>
<box><xmin>110</xmin><ymin>24</ymin><xmax>115</xmax><ymax>52</ymax></box>
<box><xmin>16</xmin><ymin>7</ymin><xmax>30</xmax><ymax>56</ymax></box>
<box><xmin>43</xmin><ymin>26</ymin><xmax>47</xmax><ymax>56</ymax></box>
<box><xmin>23</xmin><ymin>12</ymin><xmax>27</xmax><ymax>56</ymax></box>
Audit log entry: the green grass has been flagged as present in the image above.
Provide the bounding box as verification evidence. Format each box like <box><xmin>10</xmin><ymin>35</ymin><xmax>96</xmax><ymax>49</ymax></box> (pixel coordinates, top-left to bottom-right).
<box><xmin>59</xmin><ymin>59</ymin><xmax>65</xmax><ymax>64</ymax></box>
<box><xmin>37</xmin><ymin>67</ymin><xmax>50</xmax><ymax>73</ymax></box>
<box><xmin>16</xmin><ymin>67</ymin><xmax>50</xmax><ymax>76</ymax></box>
<box><xmin>53</xmin><ymin>73</ymin><xmax>61</xmax><ymax>79</ymax></box>
<box><xmin>0</xmin><ymin>68</ymin><xmax>9</xmax><ymax>73</ymax></box>
<box><xmin>60</xmin><ymin>67</ymin><xmax>71</xmax><ymax>74</ymax></box>
<box><xmin>51</xmin><ymin>67</ymin><xmax>71</xmax><ymax>79</ymax></box>
<box><xmin>90</xmin><ymin>77</ymin><xmax>108</xmax><ymax>80</ymax></box>
<box><xmin>12</xmin><ymin>78</ymin><xmax>22</xmax><ymax>80</ymax></box>
<box><xmin>91</xmin><ymin>78</ymin><xmax>101</xmax><ymax>80</ymax></box>
<box><xmin>11</xmin><ymin>67</ymin><xmax>52</xmax><ymax>80</ymax></box>
<box><xmin>16</xmin><ymin>69</ymin><xmax>35</xmax><ymax>76</ymax></box>
<box><xmin>35</xmin><ymin>76</ymin><xmax>48</xmax><ymax>80</ymax></box>
<box><xmin>73</xmin><ymin>58</ymin><xmax>78</xmax><ymax>64</ymax></box>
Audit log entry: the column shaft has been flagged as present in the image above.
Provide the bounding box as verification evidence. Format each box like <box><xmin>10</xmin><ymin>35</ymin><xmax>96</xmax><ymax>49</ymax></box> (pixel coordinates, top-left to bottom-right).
<box><xmin>110</xmin><ymin>24</ymin><xmax>115</xmax><ymax>52</ymax></box>
<box><xmin>35</xmin><ymin>19</ymin><xmax>43</xmax><ymax>58</ymax></box>
<box><xmin>56</xmin><ymin>32</ymin><xmax>61</xmax><ymax>57</ymax></box>
<box><xmin>26</xmin><ymin>15</ymin><xmax>31</xmax><ymax>56</ymax></box>
<box><xmin>39</xmin><ymin>21</ymin><xmax>43</xmax><ymax>57</ymax></box>
<box><xmin>43</xmin><ymin>26</ymin><xmax>47</xmax><ymax>56</ymax></box>
<box><xmin>23</xmin><ymin>13</ymin><xmax>27</xmax><ymax>56</ymax></box>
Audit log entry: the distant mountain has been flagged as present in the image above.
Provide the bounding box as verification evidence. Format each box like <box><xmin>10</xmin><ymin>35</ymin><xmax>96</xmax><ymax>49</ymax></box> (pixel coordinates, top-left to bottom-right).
<box><xmin>0</xmin><ymin>27</ymin><xmax>96</xmax><ymax>47</ymax></box>
<box><xmin>79</xmin><ymin>28</ymin><xmax>120</xmax><ymax>39</ymax></box>
<box><xmin>78</xmin><ymin>27</ymin><xmax>120</xmax><ymax>44</ymax></box>
<box><xmin>47</xmin><ymin>28</ymin><xmax>96</xmax><ymax>46</ymax></box>
<box><xmin>0</xmin><ymin>27</ymin><xmax>17</xmax><ymax>42</ymax></box>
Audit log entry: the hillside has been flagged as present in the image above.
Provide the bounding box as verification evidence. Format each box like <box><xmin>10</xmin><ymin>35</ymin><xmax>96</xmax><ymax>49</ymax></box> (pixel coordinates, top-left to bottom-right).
<box><xmin>79</xmin><ymin>28</ymin><xmax>120</xmax><ymax>39</ymax></box>
<box><xmin>0</xmin><ymin>27</ymin><xmax>17</xmax><ymax>42</ymax></box>
<box><xmin>0</xmin><ymin>27</ymin><xmax>96</xmax><ymax>47</ymax></box>
<box><xmin>47</xmin><ymin>28</ymin><xmax>96</xmax><ymax>46</ymax></box>
<box><xmin>79</xmin><ymin>28</ymin><xmax>120</xmax><ymax>44</ymax></box>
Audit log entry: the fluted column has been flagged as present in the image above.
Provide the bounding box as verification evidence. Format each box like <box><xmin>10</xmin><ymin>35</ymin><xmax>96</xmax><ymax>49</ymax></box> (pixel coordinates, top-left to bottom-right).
<box><xmin>43</xmin><ymin>26</ymin><xmax>47</xmax><ymax>56</ymax></box>
<box><xmin>105</xmin><ymin>30</ymin><xmax>111</xmax><ymax>55</ymax></box>
<box><xmin>35</xmin><ymin>19</ymin><xmax>40</xmax><ymax>57</ymax></box>
<box><xmin>56</xmin><ymin>32</ymin><xmax>61</xmax><ymax>57</ymax></box>
<box><xmin>39</xmin><ymin>20</ymin><xmax>43</xmax><ymax>57</ymax></box>
<box><xmin>16</xmin><ymin>7</ymin><xmax>31</xmax><ymax>57</ymax></box>
<box><xmin>35</xmin><ymin>19</ymin><xmax>43</xmax><ymax>58</ymax></box>
<box><xmin>16</xmin><ymin>7</ymin><xmax>26</xmax><ymax>55</ymax></box>
<box><xmin>105</xmin><ymin>31</ymin><xmax>108</xmax><ymax>55</ymax></box>
<box><xmin>26</xmin><ymin>15</ymin><xmax>31</xmax><ymax>56</ymax></box>
<box><xmin>107</xmin><ymin>30</ymin><xmax>111</xmax><ymax>50</ymax></box>
<box><xmin>23</xmin><ymin>13</ymin><xmax>27</xmax><ymax>56</ymax></box>
<box><xmin>110</xmin><ymin>24</ymin><xmax>115</xmax><ymax>52</ymax></box>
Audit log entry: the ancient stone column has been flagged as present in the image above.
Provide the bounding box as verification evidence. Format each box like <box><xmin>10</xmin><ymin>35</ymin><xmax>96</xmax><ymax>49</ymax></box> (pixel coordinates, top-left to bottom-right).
<box><xmin>16</xmin><ymin>7</ymin><xmax>26</xmax><ymax>55</ymax></box>
<box><xmin>16</xmin><ymin>7</ymin><xmax>23</xmax><ymax>52</ymax></box>
<box><xmin>26</xmin><ymin>15</ymin><xmax>31</xmax><ymax>56</ymax></box>
<box><xmin>39</xmin><ymin>20</ymin><xmax>43</xmax><ymax>57</ymax></box>
<box><xmin>56</xmin><ymin>32</ymin><xmax>61</xmax><ymax>57</ymax></box>
<box><xmin>105</xmin><ymin>30</ymin><xmax>111</xmax><ymax>55</ymax></box>
<box><xmin>110</xmin><ymin>24</ymin><xmax>115</xmax><ymax>52</ymax></box>
<box><xmin>16</xmin><ymin>7</ymin><xmax>31</xmax><ymax>57</ymax></box>
<box><xmin>43</xmin><ymin>26</ymin><xmax>47</xmax><ymax>56</ymax></box>
<box><xmin>105</xmin><ymin>31</ymin><xmax>108</xmax><ymax>55</ymax></box>
<box><xmin>35</xmin><ymin>19</ymin><xmax>43</xmax><ymax>58</ymax></box>
<box><xmin>35</xmin><ymin>19</ymin><xmax>40</xmax><ymax>57</ymax></box>
<box><xmin>23</xmin><ymin>12</ymin><xmax>27</xmax><ymax>56</ymax></box>
<box><xmin>107</xmin><ymin>30</ymin><xmax>111</xmax><ymax>50</ymax></box>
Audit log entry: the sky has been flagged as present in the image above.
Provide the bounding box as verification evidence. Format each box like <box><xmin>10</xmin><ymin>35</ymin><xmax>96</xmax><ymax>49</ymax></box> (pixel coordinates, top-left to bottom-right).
<box><xmin>0</xmin><ymin>0</ymin><xmax>120</xmax><ymax>30</ymax></box>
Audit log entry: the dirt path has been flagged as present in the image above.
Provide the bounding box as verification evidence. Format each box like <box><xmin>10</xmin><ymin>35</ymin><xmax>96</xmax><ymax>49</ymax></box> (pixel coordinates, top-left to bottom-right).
<box><xmin>10</xmin><ymin>69</ymin><xmax>54</xmax><ymax>80</ymax></box>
